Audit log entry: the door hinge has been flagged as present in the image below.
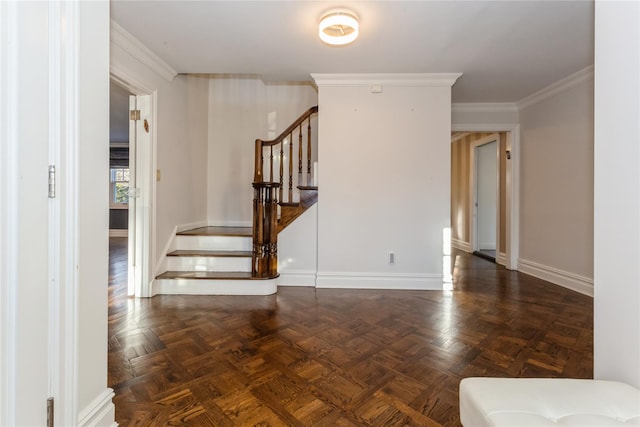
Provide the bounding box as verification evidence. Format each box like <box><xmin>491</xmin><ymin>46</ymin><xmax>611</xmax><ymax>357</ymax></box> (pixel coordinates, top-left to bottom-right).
<box><xmin>130</xmin><ymin>109</ymin><xmax>141</xmax><ymax>121</ymax></box>
<box><xmin>48</xmin><ymin>165</ymin><xmax>56</xmax><ymax>198</ymax></box>
<box><xmin>47</xmin><ymin>397</ymin><xmax>54</xmax><ymax>427</ymax></box>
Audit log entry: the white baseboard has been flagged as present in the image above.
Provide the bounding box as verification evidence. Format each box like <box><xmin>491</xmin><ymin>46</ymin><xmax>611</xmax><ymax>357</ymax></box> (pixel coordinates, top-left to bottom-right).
<box><xmin>77</xmin><ymin>388</ymin><xmax>116</xmax><ymax>427</ymax></box>
<box><xmin>207</xmin><ymin>220</ymin><xmax>252</xmax><ymax>227</ymax></box>
<box><xmin>176</xmin><ymin>220</ymin><xmax>208</xmax><ymax>233</ymax></box>
<box><xmin>278</xmin><ymin>270</ymin><xmax>316</xmax><ymax>287</ymax></box>
<box><xmin>108</xmin><ymin>229</ymin><xmax>127</xmax><ymax>237</ymax></box>
<box><xmin>316</xmin><ymin>272</ymin><xmax>444</xmax><ymax>290</ymax></box>
<box><xmin>518</xmin><ymin>258</ymin><xmax>593</xmax><ymax>297</ymax></box>
<box><xmin>497</xmin><ymin>252</ymin><xmax>507</xmax><ymax>266</ymax></box>
<box><xmin>451</xmin><ymin>238</ymin><xmax>471</xmax><ymax>253</ymax></box>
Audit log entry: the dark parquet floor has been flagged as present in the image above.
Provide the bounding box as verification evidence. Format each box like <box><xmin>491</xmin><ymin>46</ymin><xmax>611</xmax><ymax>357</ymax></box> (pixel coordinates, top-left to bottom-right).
<box><xmin>108</xmin><ymin>238</ymin><xmax>593</xmax><ymax>426</ymax></box>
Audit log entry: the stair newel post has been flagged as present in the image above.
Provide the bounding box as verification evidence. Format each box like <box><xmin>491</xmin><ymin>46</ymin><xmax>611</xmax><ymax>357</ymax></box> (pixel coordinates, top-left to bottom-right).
<box><xmin>307</xmin><ymin>116</ymin><xmax>312</xmax><ymax>186</ymax></box>
<box><xmin>298</xmin><ymin>124</ymin><xmax>303</xmax><ymax>188</ymax></box>
<box><xmin>254</xmin><ymin>139</ymin><xmax>263</xmax><ymax>183</ymax></box>
<box><xmin>288</xmin><ymin>131</ymin><xmax>294</xmax><ymax>203</ymax></box>
<box><xmin>251</xmin><ymin>183</ymin><xmax>264</xmax><ymax>276</ymax></box>
<box><xmin>251</xmin><ymin>182</ymin><xmax>279</xmax><ymax>277</ymax></box>
<box><xmin>266</xmin><ymin>184</ymin><xmax>278</xmax><ymax>277</ymax></box>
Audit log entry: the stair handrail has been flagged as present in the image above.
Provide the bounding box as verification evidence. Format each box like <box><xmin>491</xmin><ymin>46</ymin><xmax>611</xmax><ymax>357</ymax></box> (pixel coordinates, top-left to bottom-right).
<box><xmin>253</xmin><ymin>105</ymin><xmax>318</xmax><ymax>184</ymax></box>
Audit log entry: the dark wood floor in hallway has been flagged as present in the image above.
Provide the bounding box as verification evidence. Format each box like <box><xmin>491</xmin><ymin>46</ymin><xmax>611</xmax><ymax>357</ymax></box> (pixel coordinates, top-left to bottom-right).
<box><xmin>108</xmin><ymin>238</ymin><xmax>593</xmax><ymax>426</ymax></box>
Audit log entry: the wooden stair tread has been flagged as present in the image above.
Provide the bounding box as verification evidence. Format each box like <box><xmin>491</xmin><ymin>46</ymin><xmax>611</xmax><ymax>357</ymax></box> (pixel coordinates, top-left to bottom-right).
<box><xmin>157</xmin><ymin>271</ymin><xmax>278</xmax><ymax>280</ymax></box>
<box><xmin>279</xmin><ymin>202</ymin><xmax>300</xmax><ymax>207</ymax></box>
<box><xmin>297</xmin><ymin>185</ymin><xmax>318</xmax><ymax>191</ymax></box>
<box><xmin>167</xmin><ymin>250</ymin><xmax>252</xmax><ymax>258</ymax></box>
<box><xmin>177</xmin><ymin>226</ymin><xmax>252</xmax><ymax>237</ymax></box>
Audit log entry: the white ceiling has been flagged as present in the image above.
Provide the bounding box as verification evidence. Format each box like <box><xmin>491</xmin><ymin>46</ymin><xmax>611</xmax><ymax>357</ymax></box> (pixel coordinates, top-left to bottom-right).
<box><xmin>110</xmin><ymin>0</ymin><xmax>594</xmax><ymax>103</ymax></box>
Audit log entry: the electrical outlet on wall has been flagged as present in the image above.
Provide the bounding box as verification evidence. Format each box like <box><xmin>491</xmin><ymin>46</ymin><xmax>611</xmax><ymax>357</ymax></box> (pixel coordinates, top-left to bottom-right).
<box><xmin>388</xmin><ymin>251</ymin><xmax>395</xmax><ymax>264</ymax></box>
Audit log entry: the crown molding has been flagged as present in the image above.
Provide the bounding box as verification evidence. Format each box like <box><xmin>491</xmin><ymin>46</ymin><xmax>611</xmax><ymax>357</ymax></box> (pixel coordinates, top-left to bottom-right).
<box><xmin>452</xmin><ymin>102</ymin><xmax>518</xmax><ymax>114</ymax></box>
<box><xmin>110</xmin><ymin>20</ymin><xmax>177</xmax><ymax>82</ymax></box>
<box><xmin>517</xmin><ymin>65</ymin><xmax>594</xmax><ymax>111</ymax></box>
<box><xmin>311</xmin><ymin>73</ymin><xmax>462</xmax><ymax>87</ymax></box>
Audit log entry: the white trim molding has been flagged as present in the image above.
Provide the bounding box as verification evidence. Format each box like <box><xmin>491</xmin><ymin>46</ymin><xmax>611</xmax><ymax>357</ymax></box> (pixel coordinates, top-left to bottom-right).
<box><xmin>518</xmin><ymin>258</ymin><xmax>594</xmax><ymax>297</ymax></box>
<box><xmin>497</xmin><ymin>252</ymin><xmax>508</xmax><ymax>267</ymax></box>
<box><xmin>311</xmin><ymin>73</ymin><xmax>462</xmax><ymax>87</ymax></box>
<box><xmin>451</xmin><ymin>238</ymin><xmax>472</xmax><ymax>253</ymax></box>
<box><xmin>278</xmin><ymin>270</ymin><xmax>317</xmax><ymax>287</ymax></box>
<box><xmin>110</xmin><ymin>20</ymin><xmax>177</xmax><ymax>82</ymax></box>
<box><xmin>316</xmin><ymin>272</ymin><xmax>444</xmax><ymax>290</ymax></box>
<box><xmin>109</xmin><ymin>229</ymin><xmax>128</xmax><ymax>237</ymax></box>
<box><xmin>517</xmin><ymin>65</ymin><xmax>594</xmax><ymax>111</ymax></box>
<box><xmin>77</xmin><ymin>388</ymin><xmax>116</xmax><ymax>427</ymax></box>
<box><xmin>452</xmin><ymin>102</ymin><xmax>518</xmax><ymax>114</ymax></box>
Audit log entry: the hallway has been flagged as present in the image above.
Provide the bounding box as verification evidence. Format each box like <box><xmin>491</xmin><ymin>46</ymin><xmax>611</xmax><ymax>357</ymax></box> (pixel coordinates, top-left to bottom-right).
<box><xmin>108</xmin><ymin>238</ymin><xmax>593</xmax><ymax>426</ymax></box>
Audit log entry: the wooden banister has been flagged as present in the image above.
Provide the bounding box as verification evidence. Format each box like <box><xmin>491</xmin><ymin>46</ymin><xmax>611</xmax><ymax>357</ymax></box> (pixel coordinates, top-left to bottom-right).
<box><xmin>252</xmin><ymin>105</ymin><xmax>318</xmax><ymax>278</ymax></box>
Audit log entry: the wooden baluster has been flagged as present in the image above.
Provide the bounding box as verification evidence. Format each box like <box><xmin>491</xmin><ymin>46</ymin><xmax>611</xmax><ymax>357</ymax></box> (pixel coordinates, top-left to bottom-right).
<box><xmin>254</xmin><ymin>139</ymin><xmax>263</xmax><ymax>183</ymax></box>
<box><xmin>269</xmin><ymin>146</ymin><xmax>273</xmax><ymax>182</ymax></box>
<box><xmin>307</xmin><ymin>116</ymin><xmax>312</xmax><ymax>186</ymax></box>
<box><xmin>288</xmin><ymin>132</ymin><xmax>293</xmax><ymax>202</ymax></box>
<box><xmin>252</xmin><ymin>184</ymin><xmax>263</xmax><ymax>275</ymax></box>
<box><xmin>298</xmin><ymin>124</ymin><xmax>303</xmax><ymax>187</ymax></box>
<box><xmin>279</xmin><ymin>141</ymin><xmax>284</xmax><ymax>202</ymax></box>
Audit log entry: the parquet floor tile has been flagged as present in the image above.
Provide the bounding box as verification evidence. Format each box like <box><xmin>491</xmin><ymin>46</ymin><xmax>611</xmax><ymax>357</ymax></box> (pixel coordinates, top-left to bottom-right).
<box><xmin>108</xmin><ymin>238</ymin><xmax>593</xmax><ymax>426</ymax></box>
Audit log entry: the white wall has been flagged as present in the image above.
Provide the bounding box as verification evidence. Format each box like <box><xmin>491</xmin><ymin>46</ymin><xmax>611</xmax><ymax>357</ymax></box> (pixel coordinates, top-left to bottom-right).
<box><xmin>278</xmin><ymin>204</ymin><xmax>318</xmax><ymax>286</ymax></box>
<box><xmin>517</xmin><ymin>70</ymin><xmax>594</xmax><ymax>295</ymax></box>
<box><xmin>313</xmin><ymin>74</ymin><xmax>458</xmax><ymax>289</ymax></box>
<box><xmin>593</xmin><ymin>0</ymin><xmax>640</xmax><ymax>389</ymax></box>
<box><xmin>111</xmin><ymin>27</ymin><xmax>209</xmax><ymax>274</ymax></box>
<box><xmin>207</xmin><ymin>76</ymin><xmax>317</xmax><ymax>225</ymax></box>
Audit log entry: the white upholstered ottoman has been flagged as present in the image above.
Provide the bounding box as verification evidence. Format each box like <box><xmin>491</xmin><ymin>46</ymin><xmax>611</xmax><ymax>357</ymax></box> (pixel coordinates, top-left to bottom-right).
<box><xmin>459</xmin><ymin>378</ymin><xmax>640</xmax><ymax>426</ymax></box>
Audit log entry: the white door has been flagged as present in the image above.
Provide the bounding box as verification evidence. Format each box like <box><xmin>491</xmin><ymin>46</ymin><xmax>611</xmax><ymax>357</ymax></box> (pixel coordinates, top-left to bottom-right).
<box><xmin>475</xmin><ymin>140</ymin><xmax>498</xmax><ymax>252</ymax></box>
<box><xmin>1</xmin><ymin>2</ymin><xmax>54</xmax><ymax>424</ymax></box>
<box><xmin>469</xmin><ymin>134</ymin><xmax>500</xmax><ymax>255</ymax></box>
<box><xmin>128</xmin><ymin>95</ymin><xmax>152</xmax><ymax>297</ymax></box>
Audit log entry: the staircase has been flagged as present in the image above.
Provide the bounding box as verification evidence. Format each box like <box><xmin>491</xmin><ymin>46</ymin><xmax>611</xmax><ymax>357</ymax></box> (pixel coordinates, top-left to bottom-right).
<box><xmin>154</xmin><ymin>106</ymin><xmax>318</xmax><ymax>295</ymax></box>
<box><xmin>154</xmin><ymin>226</ymin><xmax>278</xmax><ymax>295</ymax></box>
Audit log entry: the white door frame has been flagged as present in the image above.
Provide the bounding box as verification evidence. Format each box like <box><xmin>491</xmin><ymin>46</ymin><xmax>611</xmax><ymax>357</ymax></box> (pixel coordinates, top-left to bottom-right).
<box><xmin>470</xmin><ymin>135</ymin><xmax>500</xmax><ymax>254</ymax></box>
<box><xmin>110</xmin><ymin>71</ymin><xmax>157</xmax><ymax>298</ymax></box>
<box><xmin>454</xmin><ymin>124</ymin><xmax>520</xmax><ymax>270</ymax></box>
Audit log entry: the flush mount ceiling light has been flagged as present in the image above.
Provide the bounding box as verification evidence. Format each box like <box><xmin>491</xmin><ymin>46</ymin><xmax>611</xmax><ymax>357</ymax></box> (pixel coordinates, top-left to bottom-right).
<box><xmin>319</xmin><ymin>9</ymin><xmax>359</xmax><ymax>46</ymax></box>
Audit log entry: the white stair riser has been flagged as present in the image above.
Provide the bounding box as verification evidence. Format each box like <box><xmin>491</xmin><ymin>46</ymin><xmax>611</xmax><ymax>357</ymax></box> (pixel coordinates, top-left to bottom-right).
<box><xmin>166</xmin><ymin>256</ymin><xmax>251</xmax><ymax>272</ymax></box>
<box><xmin>153</xmin><ymin>278</ymin><xmax>277</xmax><ymax>296</ymax></box>
<box><xmin>176</xmin><ymin>235</ymin><xmax>252</xmax><ymax>251</ymax></box>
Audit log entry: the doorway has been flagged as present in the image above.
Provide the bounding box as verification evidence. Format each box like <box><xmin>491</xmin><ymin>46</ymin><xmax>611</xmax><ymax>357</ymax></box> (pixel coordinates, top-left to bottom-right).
<box><xmin>473</xmin><ymin>139</ymin><xmax>498</xmax><ymax>262</ymax></box>
<box><xmin>109</xmin><ymin>74</ymin><xmax>155</xmax><ymax>298</ymax></box>
<box><xmin>451</xmin><ymin>129</ymin><xmax>518</xmax><ymax>270</ymax></box>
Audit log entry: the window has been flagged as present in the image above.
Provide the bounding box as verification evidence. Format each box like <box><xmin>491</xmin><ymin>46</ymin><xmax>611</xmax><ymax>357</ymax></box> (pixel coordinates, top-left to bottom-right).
<box><xmin>110</xmin><ymin>167</ymin><xmax>130</xmax><ymax>207</ymax></box>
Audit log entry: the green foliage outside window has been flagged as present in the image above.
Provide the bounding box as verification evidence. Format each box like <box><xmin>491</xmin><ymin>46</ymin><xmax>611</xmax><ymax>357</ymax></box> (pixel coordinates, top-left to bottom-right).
<box><xmin>111</xmin><ymin>168</ymin><xmax>130</xmax><ymax>205</ymax></box>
